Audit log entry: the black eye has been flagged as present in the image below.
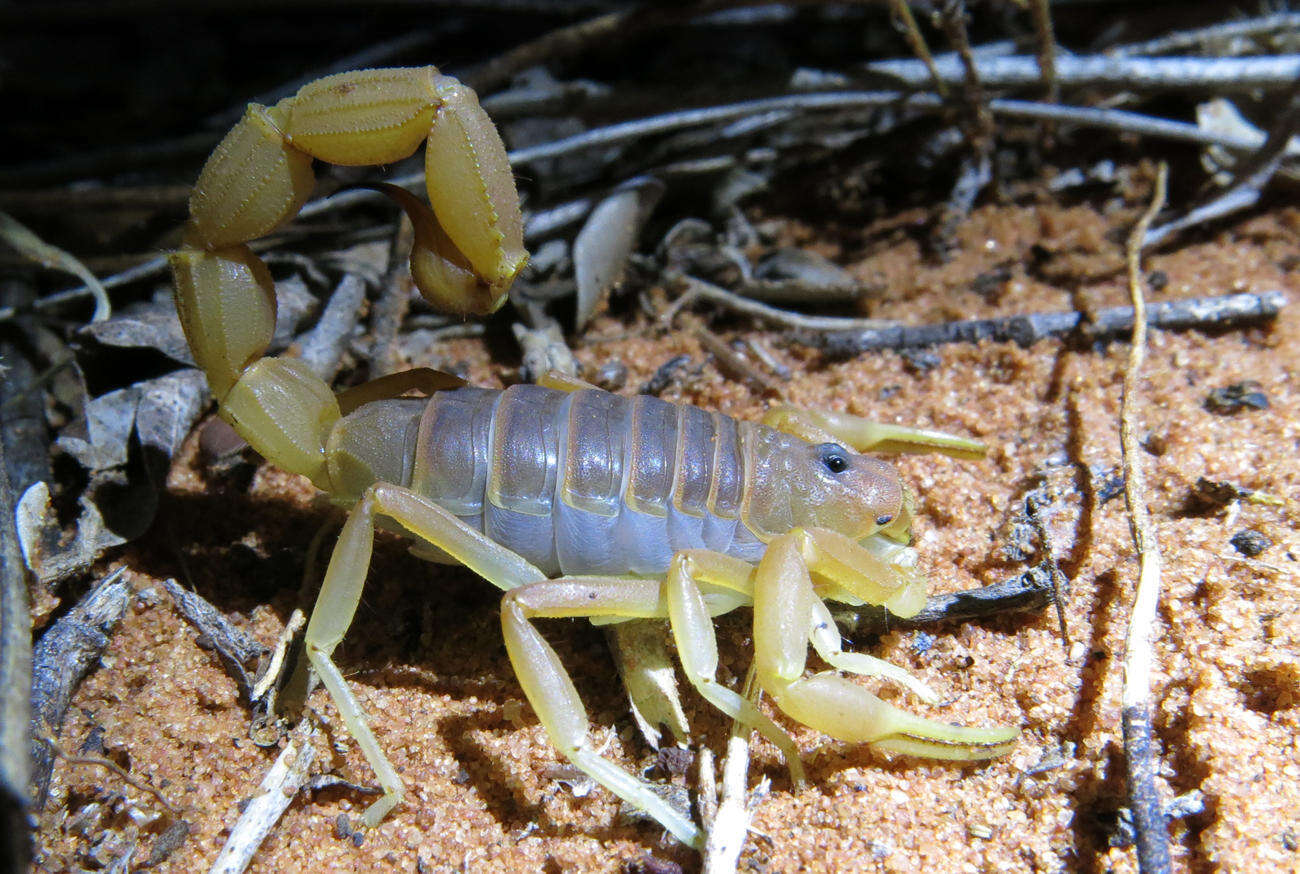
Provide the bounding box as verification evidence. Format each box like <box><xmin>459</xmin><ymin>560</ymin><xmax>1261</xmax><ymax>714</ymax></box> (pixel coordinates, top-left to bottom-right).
<box><xmin>818</xmin><ymin>444</ymin><xmax>850</xmax><ymax>475</ymax></box>
<box><xmin>876</xmin><ymin>514</ymin><xmax>893</xmax><ymax>526</ymax></box>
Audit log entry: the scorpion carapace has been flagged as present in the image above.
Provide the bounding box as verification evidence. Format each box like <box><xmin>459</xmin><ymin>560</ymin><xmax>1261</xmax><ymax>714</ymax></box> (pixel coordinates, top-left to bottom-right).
<box><xmin>171</xmin><ymin>66</ymin><xmax>1018</xmax><ymax>850</ymax></box>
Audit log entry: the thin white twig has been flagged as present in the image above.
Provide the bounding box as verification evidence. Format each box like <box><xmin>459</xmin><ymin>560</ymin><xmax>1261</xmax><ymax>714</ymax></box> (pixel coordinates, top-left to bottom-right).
<box><xmin>702</xmin><ymin>664</ymin><xmax>766</xmax><ymax>874</ymax></box>
<box><xmin>666</xmin><ymin>274</ymin><xmax>896</xmax><ymax>333</ymax></box>
<box><xmin>702</xmin><ymin>732</ymin><xmax>757</xmax><ymax>873</ymax></box>
<box><xmin>1108</xmin><ymin>12</ymin><xmax>1300</xmax><ymax>58</ymax></box>
<box><xmin>866</xmin><ymin>53</ymin><xmax>1300</xmax><ymax>92</ymax></box>
<box><xmin>209</xmin><ymin>721</ymin><xmax>318</xmax><ymax>874</ymax></box>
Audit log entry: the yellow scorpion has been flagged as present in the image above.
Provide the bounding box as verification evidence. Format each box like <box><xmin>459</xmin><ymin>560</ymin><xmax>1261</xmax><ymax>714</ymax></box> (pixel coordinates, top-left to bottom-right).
<box><xmin>170</xmin><ymin>66</ymin><xmax>1017</xmax><ymax>849</ymax></box>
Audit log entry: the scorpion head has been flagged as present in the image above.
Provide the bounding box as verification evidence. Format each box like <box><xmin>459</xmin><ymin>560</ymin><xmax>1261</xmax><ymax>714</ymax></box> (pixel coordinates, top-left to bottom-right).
<box><xmin>801</xmin><ymin>441</ymin><xmax>914</xmax><ymax>543</ymax></box>
<box><xmin>743</xmin><ymin>431</ymin><xmax>914</xmax><ymax>545</ymax></box>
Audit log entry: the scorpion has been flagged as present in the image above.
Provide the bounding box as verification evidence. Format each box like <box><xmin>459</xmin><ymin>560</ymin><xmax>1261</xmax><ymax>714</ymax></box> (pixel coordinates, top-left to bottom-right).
<box><xmin>169</xmin><ymin>66</ymin><xmax>1018</xmax><ymax>849</ymax></box>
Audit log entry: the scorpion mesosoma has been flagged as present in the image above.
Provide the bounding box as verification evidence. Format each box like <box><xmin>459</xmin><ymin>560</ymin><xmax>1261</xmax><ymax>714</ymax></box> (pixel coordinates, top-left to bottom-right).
<box><xmin>169</xmin><ymin>66</ymin><xmax>1018</xmax><ymax>849</ymax></box>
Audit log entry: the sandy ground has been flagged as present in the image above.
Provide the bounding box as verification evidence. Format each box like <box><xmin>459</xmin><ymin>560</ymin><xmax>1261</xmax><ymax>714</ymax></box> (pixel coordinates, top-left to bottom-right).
<box><xmin>34</xmin><ymin>186</ymin><xmax>1300</xmax><ymax>872</ymax></box>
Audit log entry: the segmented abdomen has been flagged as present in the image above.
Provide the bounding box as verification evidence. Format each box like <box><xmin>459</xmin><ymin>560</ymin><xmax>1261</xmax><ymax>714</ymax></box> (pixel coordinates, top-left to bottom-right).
<box><xmin>409</xmin><ymin>385</ymin><xmax>765</xmax><ymax>575</ymax></box>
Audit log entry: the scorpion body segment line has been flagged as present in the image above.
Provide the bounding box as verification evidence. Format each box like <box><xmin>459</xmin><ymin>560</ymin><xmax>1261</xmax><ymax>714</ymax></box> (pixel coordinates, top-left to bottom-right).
<box><xmin>170</xmin><ymin>66</ymin><xmax>1018</xmax><ymax>850</ymax></box>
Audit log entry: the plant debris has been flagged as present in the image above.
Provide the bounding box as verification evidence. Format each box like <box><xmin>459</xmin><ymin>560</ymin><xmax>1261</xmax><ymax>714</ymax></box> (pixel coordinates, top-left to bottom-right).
<box><xmin>162</xmin><ymin>579</ymin><xmax>265</xmax><ymax>704</ymax></box>
<box><xmin>1228</xmin><ymin>530</ymin><xmax>1271</xmax><ymax>557</ymax></box>
<box><xmin>801</xmin><ymin>291</ymin><xmax>1285</xmax><ymax>357</ymax></box>
<box><xmin>1204</xmin><ymin>380</ymin><xmax>1270</xmax><ymax>413</ymax></box>
<box><xmin>30</xmin><ymin>570</ymin><xmax>131</xmax><ymax>805</ymax></box>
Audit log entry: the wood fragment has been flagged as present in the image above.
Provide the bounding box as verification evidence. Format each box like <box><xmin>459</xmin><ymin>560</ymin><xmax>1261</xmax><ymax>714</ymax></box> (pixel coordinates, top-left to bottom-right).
<box><xmin>208</xmin><ymin>721</ymin><xmax>318</xmax><ymax>874</ymax></box>
<box><xmin>1108</xmin><ymin>11</ymin><xmax>1300</xmax><ymax>57</ymax></box>
<box><xmin>845</xmin><ymin>564</ymin><xmax>1056</xmax><ymax>634</ymax></box>
<box><xmin>866</xmin><ymin>53</ymin><xmax>1300</xmax><ymax>92</ymax></box>
<box><xmin>30</xmin><ymin>569</ymin><xmax>131</xmax><ymax>806</ymax></box>
<box><xmin>163</xmin><ymin>579</ymin><xmax>265</xmax><ymax>704</ymax></box>
<box><xmin>513</xmin><ymin>319</ymin><xmax>579</xmax><ymax>382</ymax></box>
<box><xmin>1119</xmin><ymin>164</ymin><xmax>1173</xmax><ymax>874</ymax></box>
<box><xmin>702</xmin><ymin>665</ymin><xmax>764</xmax><ymax>874</ymax></box>
<box><xmin>0</xmin><ymin>435</ymin><xmax>32</xmax><ymax>871</ymax></box>
<box><xmin>798</xmin><ymin>290</ymin><xmax>1285</xmax><ymax>357</ymax></box>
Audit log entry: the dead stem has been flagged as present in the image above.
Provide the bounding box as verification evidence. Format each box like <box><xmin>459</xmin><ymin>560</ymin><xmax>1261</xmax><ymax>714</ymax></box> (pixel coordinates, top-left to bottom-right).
<box><xmin>30</xmin><ymin>569</ymin><xmax>131</xmax><ymax>806</ymax></box>
<box><xmin>0</xmin><ymin>445</ymin><xmax>32</xmax><ymax>871</ymax></box>
<box><xmin>797</xmin><ymin>290</ymin><xmax>1286</xmax><ymax>357</ymax></box>
<box><xmin>40</xmin><ymin>732</ymin><xmax>180</xmax><ymax>818</ymax></box>
<box><xmin>1120</xmin><ymin>163</ymin><xmax>1172</xmax><ymax>874</ymax></box>
<box><xmin>887</xmin><ymin>0</ymin><xmax>945</xmax><ymax>97</ymax></box>
<box><xmin>702</xmin><ymin>663</ymin><xmax>764</xmax><ymax>874</ymax></box>
<box><xmin>208</xmin><ymin>721</ymin><xmax>318</xmax><ymax>874</ymax></box>
<box><xmin>1108</xmin><ymin>11</ymin><xmax>1300</xmax><ymax>57</ymax></box>
<box><xmin>866</xmin><ymin>53</ymin><xmax>1300</xmax><ymax>92</ymax></box>
<box><xmin>666</xmin><ymin>274</ymin><xmax>896</xmax><ymax>334</ymax></box>
<box><xmin>1028</xmin><ymin>0</ymin><xmax>1059</xmax><ymax>104</ymax></box>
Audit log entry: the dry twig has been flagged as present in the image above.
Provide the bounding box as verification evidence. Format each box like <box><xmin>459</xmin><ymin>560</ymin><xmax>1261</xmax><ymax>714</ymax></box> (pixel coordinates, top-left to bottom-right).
<box><xmin>1119</xmin><ymin>164</ymin><xmax>1172</xmax><ymax>874</ymax></box>
<box><xmin>0</xmin><ymin>444</ymin><xmax>32</xmax><ymax>871</ymax></box>
<box><xmin>798</xmin><ymin>290</ymin><xmax>1285</xmax><ymax>357</ymax></box>
<box><xmin>1108</xmin><ymin>12</ymin><xmax>1300</xmax><ymax>57</ymax></box>
<box><xmin>1028</xmin><ymin>0</ymin><xmax>1059</xmax><ymax>104</ymax></box>
<box><xmin>701</xmin><ymin>665</ymin><xmax>766</xmax><ymax>874</ymax></box>
<box><xmin>208</xmin><ymin>721</ymin><xmax>318</xmax><ymax>874</ymax></box>
<box><xmin>866</xmin><ymin>53</ymin><xmax>1300</xmax><ymax>92</ymax></box>
<box><xmin>40</xmin><ymin>732</ymin><xmax>180</xmax><ymax>818</ymax></box>
<box><xmin>937</xmin><ymin>0</ymin><xmax>996</xmax><ymax>157</ymax></box>
<box><xmin>693</xmin><ymin>326</ymin><xmax>786</xmax><ymax>399</ymax></box>
<box><xmin>846</xmin><ymin>563</ymin><xmax>1056</xmax><ymax>634</ymax></box>
<box><xmin>665</xmin><ymin>274</ymin><xmax>895</xmax><ymax>334</ymax></box>
<box><xmin>30</xmin><ymin>569</ymin><xmax>131</xmax><ymax>806</ymax></box>
<box><xmin>887</xmin><ymin>0</ymin><xmax>945</xmax><ymax>97</ymax></box>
